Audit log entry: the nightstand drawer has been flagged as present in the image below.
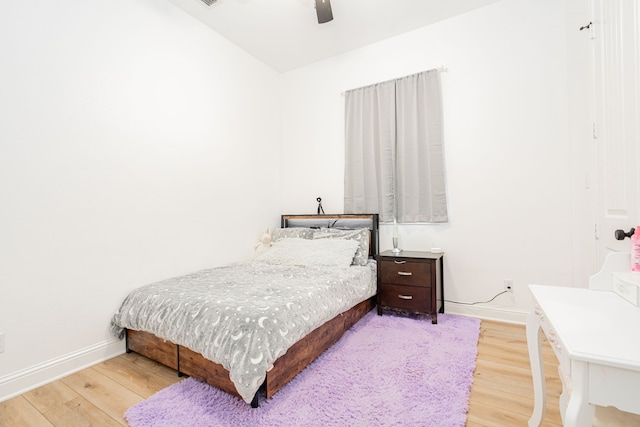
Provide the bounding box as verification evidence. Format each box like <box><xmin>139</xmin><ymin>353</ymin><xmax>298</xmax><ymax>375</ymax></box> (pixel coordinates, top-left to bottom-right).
<box><xmin>379</xmin><ymin>284</ymin><xmax>431</xmax><ymax>312</ymax></box>
<box><xmin>379</xmin><ymin>259</ymin><xmax>430</xmax><ymax>287</ymax></box>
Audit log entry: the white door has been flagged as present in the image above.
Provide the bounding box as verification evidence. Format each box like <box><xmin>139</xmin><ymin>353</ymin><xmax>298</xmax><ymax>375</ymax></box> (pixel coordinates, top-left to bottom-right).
<box><xmin>593</xmin><ymin>0</ymin><xmax>640</xmax><ymax>266</ymax></box>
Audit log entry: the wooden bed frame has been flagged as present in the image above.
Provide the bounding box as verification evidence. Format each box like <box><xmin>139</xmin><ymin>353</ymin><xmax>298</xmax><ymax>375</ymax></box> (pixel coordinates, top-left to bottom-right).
<box><xmin>125</xmin><ymin>213</ymin><xmax>379</xmax><ymax>407</ymax></box>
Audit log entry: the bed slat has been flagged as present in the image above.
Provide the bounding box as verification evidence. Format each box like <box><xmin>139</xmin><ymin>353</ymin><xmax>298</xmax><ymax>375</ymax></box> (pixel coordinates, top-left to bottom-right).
<box><xmin>126</xmin><ymin>330</ymin><xmax>179</xmax><ymax>371</ymax></box>
<box><xmin>179</xmin><ymin>346</ymin><xmax>240</xmax><ymax>398</ymax></box>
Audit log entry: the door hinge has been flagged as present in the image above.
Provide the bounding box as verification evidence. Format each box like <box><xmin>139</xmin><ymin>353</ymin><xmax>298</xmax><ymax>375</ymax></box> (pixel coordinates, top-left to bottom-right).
<box><xmin>592</xmin><ymin>122</ymin><xmax>598</xmax><ymax>139</ymax></box>
<box><xmin>580</xmin><ymin>21</ymin><xmax>595</xmax><ymax>39</ymax></box>
<box><xmin>595</xmin><ymin>223</ymin><xmax>599</xmax><ymax>239</ymax></box>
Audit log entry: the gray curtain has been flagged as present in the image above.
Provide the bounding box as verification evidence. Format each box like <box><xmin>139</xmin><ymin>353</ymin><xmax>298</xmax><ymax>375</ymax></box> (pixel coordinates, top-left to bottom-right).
<box><xmin>344</xmin><ymin>80</ymin><xmax>396</xmax><ymax>221</ymax></box>
<box><xmin>344</xmin><ymin>69</ymin><xmax>448</xmax><ymax>223</ymax></box>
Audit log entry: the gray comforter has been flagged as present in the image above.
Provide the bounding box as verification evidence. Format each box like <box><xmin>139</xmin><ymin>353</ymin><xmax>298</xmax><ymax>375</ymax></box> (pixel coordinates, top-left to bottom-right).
<box><xmin>110</xmin><ymin>260</ymin><xmax>376</xmax><ymax>403</ymax></box>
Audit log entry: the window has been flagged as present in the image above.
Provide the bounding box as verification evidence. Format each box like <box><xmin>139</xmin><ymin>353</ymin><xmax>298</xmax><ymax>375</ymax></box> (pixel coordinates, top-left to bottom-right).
<box><xmin>344</xmin><ymin>69</ymin><xmax>448</xmax><ymax>223</ymax></box>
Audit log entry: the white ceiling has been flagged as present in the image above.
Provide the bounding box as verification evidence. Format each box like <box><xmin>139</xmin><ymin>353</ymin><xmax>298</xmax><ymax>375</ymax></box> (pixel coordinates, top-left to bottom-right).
<box><xmin>167</xmin><ymin>0</ymin><xmax>501</xmax><ymax>72</ymax></box>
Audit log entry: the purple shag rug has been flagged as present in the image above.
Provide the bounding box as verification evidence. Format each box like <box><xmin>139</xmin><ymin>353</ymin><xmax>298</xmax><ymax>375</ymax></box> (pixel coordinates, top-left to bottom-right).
<box><xmin>125</xmin><ymin>311</ymin><xmax>480</xmax><ymax>427</ymax></box>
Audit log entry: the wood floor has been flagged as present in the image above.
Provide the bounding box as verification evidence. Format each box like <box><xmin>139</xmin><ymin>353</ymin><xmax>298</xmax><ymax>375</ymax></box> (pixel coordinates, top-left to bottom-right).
<box><xmin>467</xmin><ymin>320</ymin><xmax>562</xmax><ymax>427</ymax></box>
<box><xmin>0</xmin><ymin>318</ymin><xmax>563</xmax><ymax>427</ymax></box>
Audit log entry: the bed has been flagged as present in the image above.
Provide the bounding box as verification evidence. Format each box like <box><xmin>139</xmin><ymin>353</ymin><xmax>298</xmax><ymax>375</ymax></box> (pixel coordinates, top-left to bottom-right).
<box><xmin>110</xmin><ymin>213</ymin><xmax>379</xmax><ymax>407</ymax></box>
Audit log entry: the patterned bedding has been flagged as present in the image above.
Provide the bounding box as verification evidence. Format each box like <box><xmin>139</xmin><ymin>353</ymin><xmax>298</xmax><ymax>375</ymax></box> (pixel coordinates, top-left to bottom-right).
<box><xmin>110</xmin><ymin>260</ymin><xmax>376</xmax><ymax>403</ymax></box>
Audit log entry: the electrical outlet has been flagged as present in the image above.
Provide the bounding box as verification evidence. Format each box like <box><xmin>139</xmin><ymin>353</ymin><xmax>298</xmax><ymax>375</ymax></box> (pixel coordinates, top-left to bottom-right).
<box><xmin>504</xmin><ymin>279</ymin><xmax>514</xmax><ymax>293</ymax></box>
<box><xmin>0</xmin><ymin>332</ymin><xmax>4</xmax><ymax>353</ymax></box>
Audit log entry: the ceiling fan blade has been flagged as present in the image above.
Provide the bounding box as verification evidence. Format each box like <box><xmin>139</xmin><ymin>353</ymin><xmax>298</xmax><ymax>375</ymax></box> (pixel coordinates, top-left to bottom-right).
<box><xmin>315</xmin><ymin>0</ymin><xmax>333</xmax><ymax>24</ymax></box>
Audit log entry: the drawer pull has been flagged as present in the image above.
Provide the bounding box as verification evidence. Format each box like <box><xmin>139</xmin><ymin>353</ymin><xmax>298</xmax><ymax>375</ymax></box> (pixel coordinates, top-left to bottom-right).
<box><xmin>394</xmin><ymin>260</ymin><xmax>406</xmax><ymax>264</ymax></box>
<box><xmin>397</xmin><ymin>271</ymin><xmax>412</xmax><ymax>276</ymax></box>
<box><xmin>398</xmin><ymin>294</ymin><xmax>413</xmax><ymax>300</ymax></box>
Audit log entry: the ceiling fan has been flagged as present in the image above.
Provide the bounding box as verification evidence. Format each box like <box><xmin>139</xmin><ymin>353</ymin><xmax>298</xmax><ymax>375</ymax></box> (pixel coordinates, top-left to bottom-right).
<box><xmin>199</xmin><ymin>0</ymin><xmax>334</xmax><ymax>24</ymax></box>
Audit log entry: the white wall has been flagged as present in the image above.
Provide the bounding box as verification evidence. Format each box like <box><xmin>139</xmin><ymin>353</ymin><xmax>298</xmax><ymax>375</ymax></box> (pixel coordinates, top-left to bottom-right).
<box><xmin>0</xmin><ymin>0</ymin><xmax>281</xmax><ymax>399</ymax></box>
<box><xmin>280</xmin><ymin>0</ymin><xmax>574</xmax><ymax>321</ymax></box>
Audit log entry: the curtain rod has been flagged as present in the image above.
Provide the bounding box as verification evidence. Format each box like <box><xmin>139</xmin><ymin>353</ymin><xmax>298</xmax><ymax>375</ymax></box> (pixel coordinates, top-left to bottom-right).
<box><xmin>341</xmin><ymin>66</ymin><xmax>447</xmax><ymax>96</ymax></box>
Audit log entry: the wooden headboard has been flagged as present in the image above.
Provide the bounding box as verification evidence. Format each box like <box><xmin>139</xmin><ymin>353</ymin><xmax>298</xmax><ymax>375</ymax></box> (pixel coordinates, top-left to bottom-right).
<box><xmin>280</xmin><ymin>214</ymin><xmax>379</xmax><ymax>257</ymax></box>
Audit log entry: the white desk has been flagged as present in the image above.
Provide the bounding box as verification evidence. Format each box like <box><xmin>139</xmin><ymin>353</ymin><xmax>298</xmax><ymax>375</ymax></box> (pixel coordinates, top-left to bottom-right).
<box><xmin>527</xmin><ymin>283</ymin><xmax>640</xmax><ymax>426</ymax></box>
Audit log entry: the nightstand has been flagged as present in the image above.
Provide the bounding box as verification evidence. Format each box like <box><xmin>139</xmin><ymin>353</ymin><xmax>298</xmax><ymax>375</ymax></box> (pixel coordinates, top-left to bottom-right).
<box><xmin>376</xmin><ymin>250</ymin><xmax>444</xmax><ymax>324</ymax></box>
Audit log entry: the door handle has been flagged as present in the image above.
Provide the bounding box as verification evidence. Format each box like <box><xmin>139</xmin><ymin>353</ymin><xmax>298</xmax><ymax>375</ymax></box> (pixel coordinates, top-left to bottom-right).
<box><xmin>615</xmin><ymin>228</ymin><xmax>635</xmax><ymax>240</ymax></box>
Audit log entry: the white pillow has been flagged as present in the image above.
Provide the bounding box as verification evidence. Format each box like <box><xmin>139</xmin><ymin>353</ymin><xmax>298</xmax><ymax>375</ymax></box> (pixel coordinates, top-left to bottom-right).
<box><xmin>255</xmin><ymin>238</ymin><xmax>359</xmax><ymax>267</ymax></box>
<box><xmin>312</xmin><ymin>228</ymin><xmax>370</xmax><ymax>266</ymax></box>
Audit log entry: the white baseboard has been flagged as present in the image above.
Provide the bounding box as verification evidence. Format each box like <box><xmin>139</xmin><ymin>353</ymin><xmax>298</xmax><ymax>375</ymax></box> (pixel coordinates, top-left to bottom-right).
<box><xmin>0</xmin><ymin>339</ymin><xmax>125</xmax><ymax>403</ymax></box>
<box><xmin>445</xmin><ymin>304</ymin><xmax>529</xmax><ymax>324</ymax></box>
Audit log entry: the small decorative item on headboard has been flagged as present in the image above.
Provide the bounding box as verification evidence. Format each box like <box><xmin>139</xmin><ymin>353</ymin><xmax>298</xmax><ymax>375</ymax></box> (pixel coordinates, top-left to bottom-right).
<box><xmin>316</xmin><ymin>197</ymin><xmax>325</xmax><ymax>215</ymax></box>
